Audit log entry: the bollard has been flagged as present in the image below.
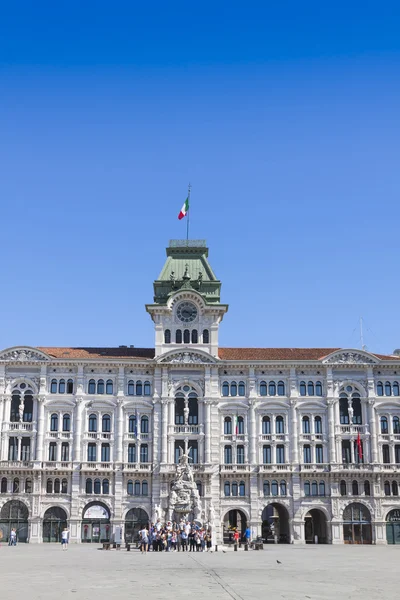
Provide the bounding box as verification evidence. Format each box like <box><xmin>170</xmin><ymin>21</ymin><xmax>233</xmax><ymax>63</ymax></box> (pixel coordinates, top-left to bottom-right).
<box><xmin>234</xmin><ymin>544</ymin><xmax>238</xmax><ymax>551</ymax></box>
<box><xmin>126</xmin><ymin>544</ymin><xmax>131</xmax><ymax>551</ymax></box>
<box><xmin>244</xmin><ymin>544</ymin><xmax>248</xmax><ymax>551</ymax></box>
<box><xmin>215</xmin><ymin>544</ymin><xmax>218</xmax><ymax>552</ymax></box>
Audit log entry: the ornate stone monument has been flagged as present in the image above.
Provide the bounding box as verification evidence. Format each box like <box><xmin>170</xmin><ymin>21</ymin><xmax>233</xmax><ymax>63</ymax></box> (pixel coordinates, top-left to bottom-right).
<box><xmin>169</xmin><ymin>449</ymin><xmax>202</xmax><ymax>522</ymax></box>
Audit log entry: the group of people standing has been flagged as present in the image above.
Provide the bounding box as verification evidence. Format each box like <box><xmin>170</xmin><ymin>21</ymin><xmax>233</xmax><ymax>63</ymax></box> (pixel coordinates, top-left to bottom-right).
<box><xmin>138</xmin><ymin>519</ymin><xmax>212</xmax><ymax>553</ymax></box>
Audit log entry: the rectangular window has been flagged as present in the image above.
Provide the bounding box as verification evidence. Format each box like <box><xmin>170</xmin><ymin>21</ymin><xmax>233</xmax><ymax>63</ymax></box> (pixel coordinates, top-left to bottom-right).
<box><xmin>20</xmin><ymin>439</ymin><xmax>30</xmax><ymax>461</ymax></box>
<box><xmin>382</xmin><ymin>444</ymin><xmax>390</xmax><ymax>464</ymax></box>
<box><xmin>237</xmin><ymin>446</ymin><xmax>245</xmax><ymax>464</ymax></box>
<box><xmin>263</xmin><ymin>445</ymin><xmax>271</xmax><ymax>464</ymax></box>
<box><xmin>342</xmin><ymin>440</ymin><xmax>351</xmax><ymax>464</ymax></box>
<box><xmin>276</xmin><ymin>445</ymin><xmax>285</xmax><ymax>464</ymax></box>
<box><xmin>87</xmin><ymin>443</ymin><xmax>97</xmax><ymax>462</ymax></box>
<box><xmin>140</xmin><ymin>444</ymin><xmax>148</xmax><ymax>463</ymax></box>
<box><xmin>189</xmin><ymin>442</ymin><xmax>198</xmax><ymax>464</ymax></box>
<box><xmin>174</xmin><ymin>441</ymin><xmax>184</xmax><ymax>464</ymax></box>
<box><xmin>61</xmin><ymin>443</ymin><xmax>69</xmax><ymax>462</ymax></box>
<box><xmin>128</xmin><ymin>444</ymin><xmax>136</xmax><ymax>463</ymax></box>
<box><xmin>101</xmin><ymin>444</ymin><xmax>110</xmax><ymax>462</ymax></box>
<box><xmin>303</xmin><ymin>445</ymin><xmax>311</xmax><ymax>464</ymax></box>
<box><xmin>48</xmin><ymin>442</ymin><xmax>57</xmax><ymax>462</ymax></box>
<box><xmin>224</xmin><ymin>446</ymin><xmax>232</xmax><ymax>464</ymax></box>
<box><xmin>315</xmin><ymin>445</ymin><xmax>323</xmax><ymax>464</ymax></box>
<box><xmin>395</xmin><ymin>445</ymin><xmax>400</xmax><ymax>464</ymax></box>
<box><xmin>8</xmin><ymin>437</ymin><xmax>18</xmax><ymax>460</ymax></box>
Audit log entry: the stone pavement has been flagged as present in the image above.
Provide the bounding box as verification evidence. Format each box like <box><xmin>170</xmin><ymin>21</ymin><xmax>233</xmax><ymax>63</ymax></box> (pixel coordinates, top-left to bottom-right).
<box><xmin>1</xmin><ymin>544</ymin><xmax>399</xmax><ymax>600</ymax></box>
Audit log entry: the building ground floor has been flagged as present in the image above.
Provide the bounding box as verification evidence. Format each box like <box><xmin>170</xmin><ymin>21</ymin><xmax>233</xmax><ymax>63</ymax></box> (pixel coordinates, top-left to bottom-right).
<box><xmin>1</xmin><ymin>495</ymin><xmax>400</xmax><ymax>546</ymax></box>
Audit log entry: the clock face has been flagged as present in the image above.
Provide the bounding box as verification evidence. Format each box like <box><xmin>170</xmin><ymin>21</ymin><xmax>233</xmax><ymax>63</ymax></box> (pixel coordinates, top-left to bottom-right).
<box><xmin>177</xmin><ymin>301</ymin><xmax>198</xmax><ymax>323</ymax></box>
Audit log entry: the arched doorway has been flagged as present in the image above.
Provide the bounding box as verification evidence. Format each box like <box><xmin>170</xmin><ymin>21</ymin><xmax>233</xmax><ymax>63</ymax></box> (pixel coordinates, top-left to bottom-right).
<box><xmin>262</xmin><ymin>503</ymin><xmax>290</xmax><ymax>543</ymax></box>
<box><xmin>223</xmin><ymin>510</ymin><xmax>247</xmax><ymax>544</ymax></box>
<box><xmin>124</xmin><ymin>508</ymin><xmax>149</xmax><ymax>543</ymax></box>
<box><xmin>81</xmin><ymin>502</ymin><xmax>110</xmax><ymax>543</ymax></box>
<box><xmin>343</xmin><ymin>503</ymin><xmax>372</xmax><ymax>544</ymax></box>
<box><xmin>304</xmin><ymin>509</ymin><xmax>328</xmax><ymax>544</ymax></box>
<box><xmin>0</xmin><ymin>500</ymin><xmax>29</xmax><ymax>542</ymax></box>
<box><xmin>386</xmin><ymin>509</ymin><xmax>400</xmax><ymax>544</ymax></box>
<box><xmin>43</xmin><ymin>507</ymin><xmax>67</xmax><ymax>543</ymax></box>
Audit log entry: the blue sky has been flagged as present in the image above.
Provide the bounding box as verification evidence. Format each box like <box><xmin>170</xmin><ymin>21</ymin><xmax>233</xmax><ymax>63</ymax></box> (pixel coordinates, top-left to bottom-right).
<box><xmin>1</xmin><ymin>2</ymin><xmax>400</xmax><ymax>353</ymax></box>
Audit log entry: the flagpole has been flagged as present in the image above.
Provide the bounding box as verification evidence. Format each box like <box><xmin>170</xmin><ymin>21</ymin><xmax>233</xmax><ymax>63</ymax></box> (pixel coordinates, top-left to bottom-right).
<box><xmin>186</xmin><ymin>183</ymin><xmax>191</xmax><ymax>244</ymax></box>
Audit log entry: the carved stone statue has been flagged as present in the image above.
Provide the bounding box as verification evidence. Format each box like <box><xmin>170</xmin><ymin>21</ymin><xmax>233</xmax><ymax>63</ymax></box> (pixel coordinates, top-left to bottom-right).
<box><xmin>169</xmin><ymin>450</ymin><xmax>201</xmax><ymax>522</ymax></box>
<box><xmin>19</xmin><ymin>399</ymin><xmax>24</xmax><ymax>423</ymax></box>
<box><xmin>348</xmin><ymin>400</ymin><xmax>354</xmax><ymax>425</ymax></box>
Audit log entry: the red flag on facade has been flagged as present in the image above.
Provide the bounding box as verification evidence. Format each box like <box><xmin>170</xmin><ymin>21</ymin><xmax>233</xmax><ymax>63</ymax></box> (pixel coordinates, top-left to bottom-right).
<box><xmin>357</xmin><ymin>431</ymin><xmax>363</xmax><ymax>460</ymax></box>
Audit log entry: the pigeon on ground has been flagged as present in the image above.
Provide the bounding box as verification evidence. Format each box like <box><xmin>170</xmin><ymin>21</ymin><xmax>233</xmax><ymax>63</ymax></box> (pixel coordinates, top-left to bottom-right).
<box><xmin>276</xmin><ymin>560</ymin><xmax>282</xmax><ymax>564</ymax></box>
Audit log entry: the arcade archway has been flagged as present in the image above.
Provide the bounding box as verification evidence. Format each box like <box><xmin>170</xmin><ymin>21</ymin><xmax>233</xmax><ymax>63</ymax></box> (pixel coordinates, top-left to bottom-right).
<box><xmin>223</xmin><ymin>509</ymin><xmax>247</xmax><ymax>544</ymax></box>
<box><xmin>386</xmin><ymin>509</ymin><xmax>400</xmax><ymax>544</ymax></box>
<box><xmin>0</xmin><ymin>500</ymin><xmax>29</xmax><ymax>543</ymax></box>
<box><xmin>124</xmin><ymin>508</ymin><xmax>149</xmax><ymax>543</ymax></box>
<box><xmin>81</xmin><ymin>502</ymin><xmax>111</xmax><ymax>543</ymax></box>
<box><xmin>43</xmin><ymin>507</ymin><xmax>68</xmax><ymax>542</ymax></box>
<box><xmin>343</xmin><ymin>503</ymin><xmax>372</xmax><ymax>544</ymax></box>
<box><xmin>304</xmin><ymin>509</ymin><xmax>328</xmax><ymax>544</ymax></box>
<box><xmin>262</xmin><ymin>503</ymin><xmax>290</xmax><ymax>543</ymax></box>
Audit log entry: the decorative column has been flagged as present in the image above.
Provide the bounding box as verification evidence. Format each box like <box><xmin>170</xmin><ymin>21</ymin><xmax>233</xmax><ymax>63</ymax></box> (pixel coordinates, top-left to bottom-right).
<box><xmin>204</xmin><ymin>400</ymin><xmax>211</xmax><ymax>463</ymax></box>
<box><xmin>116</xmin><ymin>399</ymin><xmax>124</xmax><ymax>463</ymax></box>
<box><xmin>290</xmin><ymin>399</ymin><xmax>299</xmax><ymax>463</ymax></box>
<box><xmin>249</xmin><ymin>400</ymin><xmax>257</xmax><ymax>465</ymax></box>
<box><xmin>73</xmin><ymin>397</ymin><xmax>83</xmax><ymax>462</ymax></box>
<box><xmin>368</xmin><ymin>399</ymin><xmax>378</xmax><ymax>463</ymax></box>
<box><xmin>161</xmin><ymin>400</ymin><xmax>168</xmax><ymax>463</ymax></box>
<box><xmin>168</xmin><ymin>400</ymin><xmax>174</xmax><ymax>463</ymax></box>
<box><xmin>327</xmin><ymin>400</ymin><xmax>337</xmax><ymax>463</ymax></box>
<box><xmin>36</xmin><ymin>396</ymin><xmax>46</xmax><ymax>462</ymax></box>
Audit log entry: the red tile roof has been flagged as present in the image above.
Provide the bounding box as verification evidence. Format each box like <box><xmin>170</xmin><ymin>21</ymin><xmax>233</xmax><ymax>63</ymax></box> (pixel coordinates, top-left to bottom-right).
<box><xmin>37</xmin><ymin>346</ymin><xmax>400</xmax><ymax>362</ymax></box>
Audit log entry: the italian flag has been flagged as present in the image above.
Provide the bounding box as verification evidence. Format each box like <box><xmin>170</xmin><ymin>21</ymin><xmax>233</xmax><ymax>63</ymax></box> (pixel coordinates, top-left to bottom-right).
<box><xmin>178</xmin><ymin>197</ymin><xmax>189</xmax><ymax>220</ymax></box>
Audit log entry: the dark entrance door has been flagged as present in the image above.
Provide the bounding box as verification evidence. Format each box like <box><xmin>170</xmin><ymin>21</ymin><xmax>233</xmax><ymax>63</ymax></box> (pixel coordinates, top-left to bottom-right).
<box><xmin>386</xmin><ymin>509</ymin><xmax>400</xmax><ymax>544</ymax></box>
<box><xmin>81</xmin><ymin>503</ymin><xmax>111</xmax><ymax>543</ymax></box>
<box><xmin>124</xmin><ymin>508</ymin><xmax>150</xmax><ymax>543</ymax></box>
<box><xmin>342</xmin><ymin>503</ymin><xmax>372</xmax><ymax>544</ymax></box>
<box><xmin>43</xmin><ymin>507</ymin><xmax>68</xmax><ymax>542</ymax></box>
<box><xmin>304</xmin><ymin>509</ymin><xmax>328</xmax><ymax>544</ymax></box>
<box><xmin>223</xmin><ymin>510</ymin><xmax>247</xmax><ymax>544</ymax></box>
<box><xmin>0</xmin><ymin>500</ymin><xmax>29</xmax><ymax>543</ymax></box>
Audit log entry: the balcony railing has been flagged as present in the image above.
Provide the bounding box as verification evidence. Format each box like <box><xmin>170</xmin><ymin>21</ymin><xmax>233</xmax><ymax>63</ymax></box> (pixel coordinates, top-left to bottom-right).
<box><xmin>0</xmin><ymin>460</ymin><xmax>34</xmax><ymax>469</ymax></box>
<box><xmin>172</xmin><ymin>425</ymin><xmax>202</xmax><ymax>434</ymax></box>
<box><xmin>300</xmin><ymin>463</ymin><xmax>330</xmax><ymax>472</ymax></box>
<box><xmin>81</xmin><ymin>462</ymin><xmax>113</xmax><ymax>471</ymax></box>
<box><xmin>259</xmin><ymin>434</ymin><xmax>288</xmax><ymax>442</ymax></box>
<box><xmin>335</xmin><ymin>425</ymin><xmax>369</xmax><ymax>435</ymax></box>
<box><xmin>85</xmin><ymin>432</ymin><xmax>113</xmax><ymax>440</ymax></box>
<box><xmin>258</xmin><ymin>464</ymin><xmax>292</xmax><ymax>473</ymax></box>
<box><xmin>2</xmin><ymin>422</ymin><xmax>34</xmax><ymax>432</ymax></box>
<box><xmin>331</xmin><ymin>463</ymin><xmax>373</xmax><ymax>471</ymax></box>
<box><xmin>220</xmin><ymin>464</ymin><xmax>251</xmax><ymax>472</ymax></box>
<box><xmin>122</xmin><ymin>463</ymin><xmax>152</xmax><ymax>472</ymax></box>
<box><xmin>47</xmin><ymin>432</ymin><xmax>72</xmax><ymax>440</ymax></box>
<box><xmin>42</xmin><ymin>461</ymin><xmax>73</xmax><ymax>470</ymax></box>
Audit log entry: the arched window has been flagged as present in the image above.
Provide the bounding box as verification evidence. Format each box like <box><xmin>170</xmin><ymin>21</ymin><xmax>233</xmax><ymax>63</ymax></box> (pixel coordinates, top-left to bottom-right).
<box><xmin>384</xmin><ymin>481</ymin><xmax>391</xmax><ymax>496</ymax></box>
<box><xmin>263</xmin><ymin>481</ymin><xmax>270</xmax><ymax>496</ymax></box>
<box><xmin>102</xmin><ymin>414</ymin><xmax>111</xmax><ymax>433</ymax></box>
<box><xmin>102</xmin><ymin>479</ymin><xmax>109</xmax><ymax>495</ymax></box>
<box><xmin>277</xmin><ymin>381</ymin><xmax>285</xmax><ymax>396</ymax></box>
<box><xmin>224</xmin><ymin>445</ymin><xmax>232</xmax><ymax>464</ymax></box>
<box><xmin>263</xmin><ymin>445</ymin><xmax>271</xmax><ymax>464</ymax></box>
<box><xmin>127</xmin><ymin>480</ymin><xmax>133</xmax><ymax>495</ymax></box>
<box><xmin>304</xmin><ymin>481</ymin><xmax>310</xmax><ymax>496</ymax></box>
<box><xmin>191</xmin><ymin>329</ymin><xmax>198</xmax><ymax>344</ymax></box>
<box><xmin>280</xmin><ymin>480</ymin><xmax>287</xmax><ymax>496</ymax></box>
<box><xmin>175</xmin><ymin>396</ymin><xmax>185</xmax><ymax>424</ymax></box>
<box><xmin>381</xmin><ymin>416</ymin><xmax>388</xmax><ymax>434</ymax></box>
<box><xmin>59</xmin><ymin>379</ymin><xmax>65</xmax><ymax>394</ymax></box>
<box><xmin>97</xmin><ymin>379</ymin><xmax>104</xmax><ymax>394</ymax></box>
<box><xmin>1</xmin><ymin>477</ymin><xmax>7</xmax><ymax>493</ymax></box>
<box><xmin>141</xmin><ymin>416</ymin><xmax>149</xmax><ymax>434</ymax></box>
<box><xmin>144</xmin><ymin>381</ymin><xmax>151</xmax><ymax>396</ymax></box>
<box><xmin>340</xmin><ymin>480</ymin><xmax>347</xmax><ymax>496</ymax></box>
<box><xmin>128</xmin><ymin>380</ymin><xmax>135</xmax><ymax>395</ymax></box>
<box><xmin>62</xmin><ymin>414</ymin><xmax>71</xmax><ymax>432</ymax></box>
<box><xmin>237</xmin><ymin>416</ymin><xmax>244</xmax><ymax>435</ymax></box>
<box><xmin>183</xmin><ymin>329</ymin><xmax>190</xmax><ymax>344</ymax></box>
<box><xmin>307</xmin><ymin>381</ymin><xmax>314</xmax><ymax>396</ymax></box>
<box><xmin>50</xmin><ymin>379</ymin><xmax>57</xmax><ymax>393</ymax></box>
<box><xmin>134</xmin><ymin>480</ymin><xmax>141</xmax><ymax>495</ymax></box>
<box><xmin>222</xmin><ymin>381</ymin><xmax>229</xmax><ymax>396</ymax></box>
<box><xmin>352</xmin><ymin>395</ymin><xmax>362</xmax><ymax>425</ymax></box>
<box><xmin>142</xmin><ymin>480</ymin><xmax>148</xmax><ymax>496</ymax></box>
<box><xmin>315</xmin><ymin>381</ymin><xmax>323</xmax><ymax>396</ymax></box>
<box><xmin>94</xmin><ymin>479</ymin><xmax>101</xmax><ymax>495</ymax></box>
<box><xmin>224</xmin><ymin>481</ymin><xmax>230</xmax><ymax>496</ymax></box>
<box><xmin>164</xmin><ymin>329</ymin><xmax>171</xmax><ymax>344</ymax></box>
<box><xmin>260</xmin><ymin>381</ymin><xmax>267</xmax><ymax>396</ymax></box>
<box><xmin>385</xmin><ymin>381</ymin><xmax>392</xmax><ymax>396</ymax></box>
<box><xmin>230</xmin><ymin>382</ymin><xmax>237</xmax><ymax>397</ymax></box>
<box><xmin>319</xmin><ymin>481</ymin><xmax>325</xmax><ymax>496</ymax></box>
<box><xmin>271</xmin><ymin>480</ymin><xmax>278</xmax><ymax>496</ymax></box>
<box><xmin>61</xmin><ymin>479</ymin><xmax>68</xmax><ymax>494</ymax></box>
<box><xmin>188</xmin><ymin>396</ymin><xmax>198</xmax><ymax>425</ymax></box>
<box><xmin>50</xmin><ymin>413</ymin><xmax>59</xmax><ymax>432</ymax></box>
<box><xmin>239</xmin><ymin>481</ymin><xmax>245</xmax><ymax>496</ymax></box>
<box><xmin>25</xmin><ymin>478</ymin><xmax>32</xmax><ymax>493</ymax></box>
<box><xmin>88</xmin><ymin>414</ymin><xmax>97</xmax><ymax>432</ymax></box>
<box><xmin>203</xmin><ymin>329</ymin><xmax>209</xmax><ymax>344</ymax></box>
<box><xmin>224</xmin><ymin>417</ymin><xmax>232</xmax><ymax>435</ymax></box>
<box><xmin>314</xmin><ymin>416</ymin><xmax>322</xmax><ymax>434</ymax></box>
<box><xmin>269</xmin><ymin>381</ymin><xmax>276</xmax><ymax>396</ymax></box>
<box><xmin>236</xmin><ymin>445</ymin><xmax>245</xmax><ymax>464</ymax></box>
<box><xmin>393</xmin><ymin>382</ymin><xmax>400</xmax><ymax>396</ymax></box>
<box><xmin>339</xmin><ymin>396</ymin><xmax>349</xmax><ymax>424</ymax></box>
<box><xmin>299</xmin><ymin>381</ymin><xmax>306</xmax><ymax>396</ymax></box>
<box><xmin>128</xmin><ymin>416</ymin><xmax>137</xmax><ymax>434</ymax></box>
<box><xmin>10</xmin><ymin>393</ymin><xmax>20</xmax><ymax>422</ymax></box>
<box><xmin>88</xmin><ymin>379</ymin><xmax>96</xmax><ymax>394</ymax></box>
<box><xmin>67</xmin><ymin>379</ymin><xmax>74</xmax><ymax>394</ymax></box>
<box><xmin>85</xmin><ymin>478</ymin><xmax>92</xmax><ymax>494</ymax></box>
<box><xmin>393</xmin><ymin>481</ymin><xmax>399</xmax><ymax>496</ymax></box>
<box><xmin>393</xmin><ymin>416</ymin><xmax>400</xmax><ymax>434</ymax></box>
<box><xmin>106</xmin><ymin>380</ymin><xmax>113</xmax><ymax>395</ymax></box>
<box><xmin>276</xmin><ymin>416</ymin><xmax>284</xmax><ymax>434</ymax></box>
<box><xmin>352</xmin><ymin>480</ymin><xmax>359</xmax><ymax>496</ymax></box>
<box><xmin>196</xmin><ymin>481</ymin><xmax>202</xmax><ymax>496</ymax></box>
<box><xmin>54</xmin><ymin>478</ymin><xmax>60</xmax><ymax>494</ymax></box>
<box><xmin>176</xmin><ymin>329</ymin><xmax>182</xmax><ymax>344</ymax></box>
<box><xmin>364</xmin><ymin>480</ymin><xmax>371</xmax><ymax>496</ymax></box>
<box><xmin>302</xmin><ymin>416</ymin><xmax>310</xmax><ymax>434</ymax></box>
<box><xmin>136</xmin><ymin>381</ymin><xmax>143</xmax><ymax>396</ymax></box>
<box><xmin>311</xmin><ymin>481</ymin><xmax>318</xmax><ymax>496</ymax></box>
<box><xmin>46</xmin><ymin>478</ymin><xmax>53</xmax><ymax>494</ymax></box>
<box><xmin>262</xmin><ymin>416</ymin><xmax>271</xmax><ymax>434</ymax></box>
<box><xmin>377</xmin><ymin>381</ymin><xmax>384</xmax><ymax>396</ymax></box>
<box><xmin>232</xmin><ymin>481</ymin><xmax>238</xmax><ymax>496</ymax></box>
<box><xmin>238</xmin><ymin>381</ymin><xmax>245</xmax><ymax>396</ymax></box>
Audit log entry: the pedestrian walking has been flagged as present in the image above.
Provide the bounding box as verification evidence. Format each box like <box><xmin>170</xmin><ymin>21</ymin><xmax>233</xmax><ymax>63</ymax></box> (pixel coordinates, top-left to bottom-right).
<box><xmin>61</xmin><ymin>527</ymin><xmax>69</xmax><ymax>550</ymax></box>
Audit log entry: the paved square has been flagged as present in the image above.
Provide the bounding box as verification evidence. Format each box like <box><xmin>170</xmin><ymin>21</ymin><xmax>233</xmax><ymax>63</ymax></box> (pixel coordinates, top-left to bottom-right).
<box><xmin>1</xmin><ymin>544</ymin><xmax>398</xmax><ymax>600</ymax></box>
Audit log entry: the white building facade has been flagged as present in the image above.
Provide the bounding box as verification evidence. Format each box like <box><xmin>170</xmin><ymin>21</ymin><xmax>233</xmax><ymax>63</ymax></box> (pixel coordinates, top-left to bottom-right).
<box><xmin>1</xmin><ymin>239</ymin><xmax>400</xmax><ymax>545</ymax></box>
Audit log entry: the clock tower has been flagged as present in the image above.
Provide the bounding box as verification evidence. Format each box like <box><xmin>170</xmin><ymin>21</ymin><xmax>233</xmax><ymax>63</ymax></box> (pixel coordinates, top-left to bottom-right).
<box><xmin>146</xmin><ymin>239</ymin><xmax>228</xmax><ymax>357</ymax></box>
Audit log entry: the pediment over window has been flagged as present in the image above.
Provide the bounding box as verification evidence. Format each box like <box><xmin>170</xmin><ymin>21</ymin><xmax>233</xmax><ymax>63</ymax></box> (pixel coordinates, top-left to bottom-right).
<box><xmin>322</xmin><ymin>349</ymin><xmax>378</xmax><ymax>365</ymax></box>
<box><xmin>158</xmin><ymin>350</ymin><xmax>217</xmax><ymax>364</ymax></box>
<box><xmin>0</xmin><ymin>346</ymin><xmax>50</xmax><ymax>362</ymax></box>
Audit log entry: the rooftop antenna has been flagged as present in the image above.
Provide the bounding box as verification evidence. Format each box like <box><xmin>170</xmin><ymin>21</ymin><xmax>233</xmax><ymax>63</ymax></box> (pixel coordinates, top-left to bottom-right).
<box><xmin>360</xmin><ymin>316</ymin><xmax>366</xmax><ymax>351</ymax></box>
